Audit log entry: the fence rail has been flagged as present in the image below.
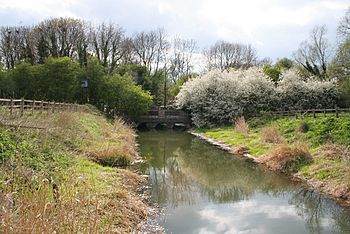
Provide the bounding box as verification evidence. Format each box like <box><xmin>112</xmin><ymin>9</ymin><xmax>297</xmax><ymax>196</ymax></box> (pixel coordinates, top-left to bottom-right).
<box><xmin>258</xmin><ymin>107</ymin><xmax>350</xmax><ymax>119</ymax></box>
<box><xmin>0</xmin><ymin>98</ymin><xmax>86</xmax><ymax>117</ymax></box>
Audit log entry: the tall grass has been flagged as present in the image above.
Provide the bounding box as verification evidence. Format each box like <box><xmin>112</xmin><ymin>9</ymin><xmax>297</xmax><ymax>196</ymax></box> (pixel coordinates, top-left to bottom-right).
<box><xmin>0</xmin><ymin>110</ymin><xmax>148</xmax><ymax>233</ymax></box>
<box><xmin>260</xmin><ymin>127</ymin><xmax>285</xmax><ymax>144</ymax></box>
<box><xmin>258</xmin><ymin>145</ymin><xmax>312</xmax><ymax>173</ymax></box>
<box><xmin>233</xmin><ymin>116</ymin><xmax>250</xmax><ymax>136</ymax></box>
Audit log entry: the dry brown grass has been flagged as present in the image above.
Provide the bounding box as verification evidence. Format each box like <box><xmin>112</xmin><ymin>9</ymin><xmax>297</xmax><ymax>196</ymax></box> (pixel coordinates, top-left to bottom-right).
<box><xmin>86</xmin><ymin>117</ymin><xmax>138</xmax><ymax>166</ymax></box>
<box><xmin>234</xmin><ymin>116</ymin><xmax>250</xmax><ymax>136</ymax></box>
<box><xmin>0</xmin><ymin>162</ymin><xmax>149</xmax><ymax>233</ymax></box>
<box><xmin>316</xmin><ymin>144</ymin><xmax>350</xmax><ymax>162</ymax></box>
<box><xmin>258</xmin><ymin>145</ymin><xmax>312</xmax><ymax>173</ymax></box>
<box><xmin>260</xmin><ymin>127</ymin><xmax>285</xmax><ymax>144</ymax></box>
<box><xmin>0</xmin><ymin>111</ymin><xmax>150</xmax><ymax>233</ymax></box>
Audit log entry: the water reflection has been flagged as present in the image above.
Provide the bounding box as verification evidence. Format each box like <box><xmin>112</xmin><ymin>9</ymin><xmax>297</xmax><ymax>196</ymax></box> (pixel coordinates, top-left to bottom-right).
<box><xmin>138</xmin><ymin>131</ymin><xmax>350</xmax><ymax>234</ymax></box>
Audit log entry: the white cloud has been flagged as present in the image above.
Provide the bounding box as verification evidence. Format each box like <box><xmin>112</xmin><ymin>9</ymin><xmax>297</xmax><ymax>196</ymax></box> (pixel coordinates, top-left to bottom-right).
<box><xmin>0</xmin><ymin>0</ymin><xmax>348</xmax><ymax>59</ymax></box>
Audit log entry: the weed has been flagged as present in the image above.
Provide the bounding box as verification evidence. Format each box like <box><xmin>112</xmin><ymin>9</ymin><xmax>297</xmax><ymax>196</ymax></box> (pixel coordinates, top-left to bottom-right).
<box><xmin>258</xmin><ymin>145</ymin><xmax>312</xmax><ymax>173</ymax></box>
<box><xmin>260</xmin><ymin>127</ymin><xmax>285</xmax><ymax>144</ymax></box>
<box><xmin>233</xmin><ymin>116</ymin><xmax>250</xmax><ymax>136</ymax></box>
<box><xmin>316</xmin><ymin>144</ymin><xmax>350</xmax><ymax>162</ymax></box>
<box><xmin>0</xmin><ymin>110</ymin><xmax>148</xmax><ymax>233</ymax></box>
<box><xmin>298</xmin><ymin>122</ymin><xmax>309</xmax><ymax>133</ymax></box>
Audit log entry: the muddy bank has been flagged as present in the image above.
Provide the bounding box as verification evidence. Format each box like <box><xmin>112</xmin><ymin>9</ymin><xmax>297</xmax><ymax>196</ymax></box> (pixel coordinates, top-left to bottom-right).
<box><xmin>116</xmin><ymin>168</ymin><xmax>164</xmax><ymax>233</ymax></box>
<box><xmin>189</xmin><ymin>130</ymin><xmax>350</xmax><ymax>209</ymax></box>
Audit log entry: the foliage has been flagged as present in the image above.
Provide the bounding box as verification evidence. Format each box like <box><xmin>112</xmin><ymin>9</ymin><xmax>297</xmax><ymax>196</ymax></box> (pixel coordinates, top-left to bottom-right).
<box><xmin>276</xmin><ymin>69</ymin><xmax>338</xmax><ymax>110</ymax></box>
<box><xmin>98</xmin><ymin>73</ymin><xmax>153</xmax><ymax>117</ymax></box>
<box><xmin>176</xmin><ymin>68</ymin><xmax>337</xmax><ymax>127</ymax></box>
<box><xmin>263</xmin><ymin>64</ymin><xmax>281</xmax><ymax>83</ymax></box>
<box><xmin>329</xmin><ymin>39</ymin><xmax>350</xmax><ymax>107</ymax></box>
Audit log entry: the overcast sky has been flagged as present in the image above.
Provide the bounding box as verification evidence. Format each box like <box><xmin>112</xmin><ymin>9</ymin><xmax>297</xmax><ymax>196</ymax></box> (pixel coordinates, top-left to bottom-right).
<box><xmin>0</xmin><ymin>0</ymin><xmax>348</xmax><ymax>60</ymax></box>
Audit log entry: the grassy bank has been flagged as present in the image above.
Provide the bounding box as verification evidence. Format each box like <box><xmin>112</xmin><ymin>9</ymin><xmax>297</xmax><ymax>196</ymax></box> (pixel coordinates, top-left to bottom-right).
<box><xmin>0</xmin><ymin>108</ymin><xmax>149</xmax><ymax>233</ymax></box>
<box><xmin>195</xmin><ymin>116</ymin><xmax>350</xmax><ymax>205</ymax></box>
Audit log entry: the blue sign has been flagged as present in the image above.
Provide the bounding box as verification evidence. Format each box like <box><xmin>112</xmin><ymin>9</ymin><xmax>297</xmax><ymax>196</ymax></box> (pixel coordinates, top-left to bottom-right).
<box><xmin>81</xmin><ymin>80</ymin><xmax>88</xmax><ymax>88</ymax></box>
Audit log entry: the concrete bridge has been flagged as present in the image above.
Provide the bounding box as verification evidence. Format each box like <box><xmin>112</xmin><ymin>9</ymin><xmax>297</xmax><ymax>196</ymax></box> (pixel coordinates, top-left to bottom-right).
<box><xmin>136</xmin><ymin>108</ymin><xmax>191</xmax><ymax>130</ymax></box>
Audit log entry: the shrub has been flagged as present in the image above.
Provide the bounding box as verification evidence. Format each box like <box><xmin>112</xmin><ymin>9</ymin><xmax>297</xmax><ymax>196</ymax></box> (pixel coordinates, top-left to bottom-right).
<box><xmin>175</xmin><ymin>68</ymin><xmax>337</xmax><ymax>127</ymax></box>
<box><xmin>258</xmin><ymin>145</ymin><xmax>312</xmax><ymax>173</ymax></box>
<box><xmin>175</xmin><ymin>68</ymin><xmax>276</xmax><ymax>127</ymax></box>
<box><xmin>0</xmin><ymin>130</ymin><xmax>15</xmax><ymax>162</ymax></box>
<box><xmin>298</xmin><ymin>122</ymin><xmax>309</xmax><ymax>133</ymax></box>
<box><xmin>234</xmin><ymin>116</ymin><xmax>249</xmax><ymax>135</ymax></box>
<box><xmin>260</xmin><ymin>127</ymin><xmax>285</xmax><ymax>144</ymax></box>
<box><xmin>276</xmin><ymin>69</ymin><xmax>338</xmax><ymax>110</ymax></box>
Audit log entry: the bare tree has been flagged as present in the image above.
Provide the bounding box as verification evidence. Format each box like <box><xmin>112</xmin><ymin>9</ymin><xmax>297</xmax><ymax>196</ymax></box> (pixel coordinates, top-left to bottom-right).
<box><xmin>203</xmin><ymin>41</ymin><xmax>257</xmax><ymax>71</ymax></box>
<box><xmin>89</xmin><ymin>22</ymin><xmax>125</xmax><ymax>73</ymax></box>
<box><xmin>337</xmin><ymin>7</ymin><xmax>350</xmax><ymax>40</ymax></box>
<box><xmin>132</xmin><ymin>28</ymin><xmax>169</xmax><ymax>74</ymax></box>
<box><xmin>30</xmin><ymin>17</ymin><xmax>87</xmax><ymax>65</ymax></box>
<box><xmin>0</xmin><ymin>26</ymin><xmax>34</xmax><ymax>69</ymax></box>
<box><xmin>120</xmin><ymin>37</ymin><xmax>137</xmax><ymax>64</ymax></box>
<box><xmin>293</xmin><ymin>25</ymin><xmax>330</xmax><ymax>78</ymax></box>
<box><xmin>168</xmin><ymin>38</ymin><xmax>197</xmax><ymax>82</ymax></box>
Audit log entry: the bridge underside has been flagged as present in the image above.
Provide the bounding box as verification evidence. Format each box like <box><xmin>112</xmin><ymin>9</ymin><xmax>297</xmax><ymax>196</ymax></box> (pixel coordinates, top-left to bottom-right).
<box><xmin>137</xmin><ymin>121</ymin><xmax>191</xmax><ymax>131</ymax></box>
<box><xmin>136</xmin><ymin>116</ymin><xmax>190</xmax><ymax>130</ymax></box>
<box><xmin>136</xmin><ymin>109</ymin><xmax>191</xmax><ymax>130</ymax></box>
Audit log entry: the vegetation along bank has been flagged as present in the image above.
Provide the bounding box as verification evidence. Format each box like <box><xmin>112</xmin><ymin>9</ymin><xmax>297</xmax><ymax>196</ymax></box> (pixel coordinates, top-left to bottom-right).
<box><xmin>0</xmin><ymin>107</ymin><xmax>154</xmax><ymax>233</ymax></box>
<box><xmin>192</xmin><ymin>115</ymin><xmax>350</xmax><ymax>207</ymax></box>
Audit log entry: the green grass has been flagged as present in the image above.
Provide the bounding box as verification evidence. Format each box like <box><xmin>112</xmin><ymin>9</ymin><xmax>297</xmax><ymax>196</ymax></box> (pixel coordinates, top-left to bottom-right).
<box><xmin>197</xmin><ymin>126</ymin><xmax>269</xmax><ymax>156</ymax></box>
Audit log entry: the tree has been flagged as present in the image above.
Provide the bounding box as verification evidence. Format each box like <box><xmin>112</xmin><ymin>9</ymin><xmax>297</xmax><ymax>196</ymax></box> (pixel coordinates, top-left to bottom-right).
<box><xmin>203</xmin><ymin>41</ymin><xmax>257</xmax><ymax>71</ymax></box>
<box><xmin>0</xmin><ymin>26</ymin><xmax>34</xmax><ymax>69</ymax></box>
<box><xmin>132</xmin><ymin>28</ymin><xmax>169</xmax><ymax>74</ymax></box>
<box><xmin>90</xmin><ymin>22</ymin><xmax>125</xmax><ymax>73</ymax></box>
<box><xmin>263</xmin><ymin>64</ymin><xmax>281</xmax><ymax>84</ymax></box>
<box><xmin>329</xmin><ymin>8</ymin><xmax>350</xmax><ymax>107</ymax></box>
<box><xmin>294</xmin><ymin>25</ymin><xmax>330</xmax><ymax>79</ymax></box>
<box><xmin>98</xmin><ymin>74</ymin><xmax>153</xmax><ymax>117</ymax></box>
<box><xmin>0</xmin><ymin>67</ymin><xmax>15</xmax><ymax>97</ymax></box>
<box><xmin>34</xmin><ymin>18</ymin><xmax>87</xmax><ymax>60</ymax></box>
<box><xmin>168</xmin><ymin>38</ymin><xmax>197</xmax><ymax>82</ymax></box>
<box><xmin>263</xmin><ymin>58</ymin><xmax>294</xmax><ymax>84</ymax></box>
<box><xmin>41</xmin><ymin>57</ymin><xmax>83</xmax><ymax>102</ymax></box>
<box><xmin>337</xmin><ymin>7</ymin><xmax>350</xmax><ymax>40</ymax></box>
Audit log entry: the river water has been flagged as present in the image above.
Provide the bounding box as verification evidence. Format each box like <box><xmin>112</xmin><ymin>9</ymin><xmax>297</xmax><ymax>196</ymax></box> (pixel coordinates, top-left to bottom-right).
<box><xmin>138</xmin><ymin>131</ymin><xmax>350</xmax><ymax>234</ymax></box>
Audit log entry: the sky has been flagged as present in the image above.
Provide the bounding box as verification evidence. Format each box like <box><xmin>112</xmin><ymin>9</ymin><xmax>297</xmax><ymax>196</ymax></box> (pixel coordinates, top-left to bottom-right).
<box><xmin>0</xmin><ymin>0</ymin><xmax>349</xmax><ymax>60</ymax></box>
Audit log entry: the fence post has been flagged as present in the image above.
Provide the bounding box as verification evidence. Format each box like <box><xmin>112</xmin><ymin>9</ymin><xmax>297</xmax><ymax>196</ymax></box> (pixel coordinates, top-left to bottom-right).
<box><xmin>313</xmin><ymin>109</ymin><xmax>316</xmax><ymax>118</ymax></box>
<box><xmin>10</xmin><ymin>98</ymin><xmax>13</xmax><ymax>116</ymax></box>
<box><xmin>324</xmin><ymin>109</ymin><xmax>326</xmax><ymax>118</ymax></box>
<box><xmin>40</xmin><ymin>100</ymin><xmax>44</xmax><ymax>114</ymax></box>
<box><xmin>335</xmin><ymin>105</ymin><xmax>339</xmax><ymax>118</ymax></box>
<box><xmin>47</xmin><ymin>102</ymin><xmax>50</xmax><ymax>115</ymax></box>
<box><xmin>20</xmin><ymin>97</ymin><xmax>24</xmax><ymax>117</ymax></box>
<box><xmin>32</xmin><ymin>100</ymin><xmax>35</xmax><ymax>115</ymax></box>
<box><xmin>52</xmin><ymin>101</ymin><xmax>55</xmax><ymax>113</ymax></box>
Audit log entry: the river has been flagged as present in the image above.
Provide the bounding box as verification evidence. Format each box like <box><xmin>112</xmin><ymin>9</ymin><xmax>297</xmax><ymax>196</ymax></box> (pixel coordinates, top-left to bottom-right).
<box><xmin>138</xmin><ymin>131</ymin><xmax>350</xmax><ymax>234</ymax></box>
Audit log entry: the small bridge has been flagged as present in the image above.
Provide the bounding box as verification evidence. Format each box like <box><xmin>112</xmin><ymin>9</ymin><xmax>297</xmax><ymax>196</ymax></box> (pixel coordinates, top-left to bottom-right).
<box><xmin>136</xmin><ymin>108</ymin><xmax>191</xmax><ymax>130</ymax></box>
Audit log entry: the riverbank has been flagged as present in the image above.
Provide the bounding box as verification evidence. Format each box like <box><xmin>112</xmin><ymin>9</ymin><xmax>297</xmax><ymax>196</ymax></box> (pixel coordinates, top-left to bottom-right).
<box><xmin>192</xmin><ymin>116</ymin><xmax>350</xmax><ymax>207</ymax></box>
<box><xmin>0</xmin><ymin>108</ymin><xmax>154</xmax><ymax>233</ymax></box>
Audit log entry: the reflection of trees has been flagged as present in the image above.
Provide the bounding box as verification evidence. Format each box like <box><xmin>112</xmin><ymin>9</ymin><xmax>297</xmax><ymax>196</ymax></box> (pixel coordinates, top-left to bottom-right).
<box><xmin>139</xmin><ymin>131</ymin><xmax>350</xmax><ymax>234</ymax></box>
<box><xmin>290</xmin><ymin>188</ymin><xmax>350</xmax><ymax>233</ymax></box>
<box><xmin>175</xmin><ymin>138</ymin><xmax>294</xmax><ymax>203</ymax></box>
<box><xmin>139</xmin><ymin>132</ymin><xmax>294</xmax><ymax>206</ymax></box>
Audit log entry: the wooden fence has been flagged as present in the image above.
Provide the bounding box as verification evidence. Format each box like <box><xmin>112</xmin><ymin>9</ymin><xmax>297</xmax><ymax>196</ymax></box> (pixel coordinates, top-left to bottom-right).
<box><xmin>258</xmin><ymin>107</ymin><xmax>350</xmax><ymax>119</ymax></box>
<box><xmin>0</xmin><ymin>98</ymin><xmax>87</xmax><ymax>117</ymax></box>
